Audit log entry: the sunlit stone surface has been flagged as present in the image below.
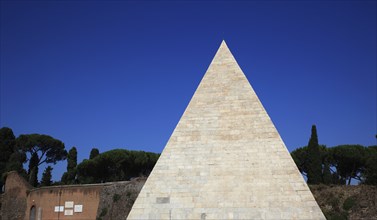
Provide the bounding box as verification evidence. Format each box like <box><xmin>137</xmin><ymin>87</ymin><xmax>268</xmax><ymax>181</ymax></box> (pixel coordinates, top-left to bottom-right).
<box><xmin>127</xmin><ymin>41</ymin><xmax>325</xmax><ymax>220</ymax></box>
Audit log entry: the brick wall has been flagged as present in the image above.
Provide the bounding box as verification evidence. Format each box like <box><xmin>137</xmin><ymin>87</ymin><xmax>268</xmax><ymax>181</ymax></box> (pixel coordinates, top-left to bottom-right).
<box><xmin>1</xmin><ymin>172</ymin><xmax>144</xmax><ymax>220</ymax></box>
<box><xmin>25</xmin><ymin>183</ymin><xmax>106</xmax><ymax>220</ymax></box>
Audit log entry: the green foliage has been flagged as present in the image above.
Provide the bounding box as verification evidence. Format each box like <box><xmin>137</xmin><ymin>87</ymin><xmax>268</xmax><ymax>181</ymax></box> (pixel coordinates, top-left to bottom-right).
<box><xmin>291</xmin><ymin>146</ymin><xmax>308</xmax><ymax>175</ymax></box>
<box><xmin>307</xmin><ymin>125</ymin><xmax>322</xmax><ymax>184</ymax></box>
<box><xmin>28</xmin><ymin>152</ymin><xmax>39</xmax><ymax>186</ymax></box>
<box><xmin>291</xmin><ymin>142</ymin><xmax>376</xmax><ymax>185</ymax></box>
<box><xmin>17</xmin><ymin>134</ymin><xmax>67</xmax><ymax>165</ymax></box>
<box><xmin>329</xmin><ymin>145</ymin><xmax>367</xmax><ymax>185</ymax></box>
<box><xmin>41</xmin><ymin>166</ymin><xmax>53</xmax><ymax>186</ymax></box>
<box><xmin>96</xmin><ymin>207</ymin><xmax>108</xmax><ymax>220</ymax></box>
<box><xmin>113</xmin><ymin>193</ymin><xmax>121</xmax><ymax>202</ymax></box>
<box><xmin>0</xmin><ymin>127</ymin><xmax>16</xmax><ymax>168</ymax></box>
<box><xmin>292</xmin><ymin>145</ymin><xmax>329</xmax><ymax>176</ymax></box>
<box><xmin>320</xmin><ymin>191</ymin><xmax>349</xmax><ymax>220</ymax></box>
<box><xmin>90</xmin><ymin>148</ymin><xmax>100</xmax><ymax>159</ymax></box>
<box><xmin>28</xmin><ymin>152</ymin><xmax>39</xmax><ymax>175</ymax></box>
<box><xmin>77</xmin><ymin>149</ymin><xmax>159</xmax><ymax>184</ymax></box>
<box><xmin>322</xmin><ymin>161</ymin><xmax>332</xmax><ymax>185</ymax></box>
<box><xmin>324</xmin><ymin>211</ymin><xmax>348</xmax><ymax>220</ymax></box>
<box><xmin>342</xmin><ymin>196</ymin><xmax>356</xmax><ymax>211</ymax></box>
<box><xmin>61</xmin><ymin>147</ymin><xmax>77</xmax><ymax>184</ymax></box>
<box><xmin>364</xmin><ymin>146</ymin><xmax>377</xmax><ymax>185</ymax></box>
<box><xmin>16</xmin><ymin>134</ymin><xmax>67</xmax><ymax>186</ymax></box>
<box><xmin>4</xmin><ymin>151</ymin><xmax>27</xmax><ymax>178</ymax></box>
<box><xmin>328</xmin><ymin>195</ymin><xmax>340</xmax><ymax>211</ymax></box>
<box><xmin>67</xmin><ymin>147</ymin><xmax>77</xmax><ymax>170</ymax></box>
<box><xmin>100</xmin><ymin>207</ymin><xmax>108</xmax><ymax>217</ymax></box>
<box><xmin>29</xmin><ymin>166</ymin><xmax>39</xmax><ymax>187</ymax></box>
<box><xmin>0</xmin><ymin>127</ymin><xmax>17</xmax><ymax>190</ymax></box>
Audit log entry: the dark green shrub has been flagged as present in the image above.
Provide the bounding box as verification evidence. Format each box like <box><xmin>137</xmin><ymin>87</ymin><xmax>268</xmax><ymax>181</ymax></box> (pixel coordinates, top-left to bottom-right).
<box><xmin>328</xmin><ymin>196</ymin><xmax>340</xmax><ymax>211</ymax></box>
<box><xmin>325</xmin><ymin>211</ymin><xmax>348</xmax><ymax>220</ymax></box>
<box><xmin>113</xmin><ymin>193</ymin><xmax>121</xmax><ymax>202</ymax></box>
<box><xmin>343</xmin><ymin>196</ymin><xmax>356</xmax><ymax>211</ymax></box>
<box><xmin>100</xmin><ymin>207</ymin><xmax>108</xmax><ymax>217</ymax></box>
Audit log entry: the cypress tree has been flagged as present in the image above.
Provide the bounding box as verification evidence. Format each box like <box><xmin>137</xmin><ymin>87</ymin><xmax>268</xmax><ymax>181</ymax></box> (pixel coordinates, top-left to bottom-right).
<box><xmin>61</xmin><ymin>147</ymin><xmax>77</xmax><ymax>184</ymax></box>
<box><xmin>28</xmin><ymin>152</ymin><xmax>39</xmax><ymax>186</ymax></box>
<box><xmin>67</xmin><ymin>147</ymin><xmax>77</xmax><ymax>171</ymax></box>
<box><xmin>306</xmin><ymin>125</ymin><xmax>322</xmax><ymax>184</ymax></box>
<box><xmin>41</xmin><ymin>166</ymin><xmax>53</xmax><ymax>186</ymax></box>
<box><xmin>29</xmin><ymin>166</ymin><xmax>39</xmax><ymax>187</ymax></box>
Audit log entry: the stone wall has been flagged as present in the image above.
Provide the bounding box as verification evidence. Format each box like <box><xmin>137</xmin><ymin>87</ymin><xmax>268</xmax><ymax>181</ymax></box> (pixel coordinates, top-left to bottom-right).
<box><xmin>96</xmin><ymin>178</ymin><xmax>146</xmax><ymax>220</ymax></box>
<box><xmin>1</xmin><ymin>171</ymin><xmax>31</xmax><ymax>220</ymax></box>
<box><xmin>25</xmin><ymin>183</ymin><xmax>106</xmax><ymax>220</ymax></box>
<box><xmin>0</xmin><ymin>172</ymin><xmax>145</xmax><ymax>220</ymax></box>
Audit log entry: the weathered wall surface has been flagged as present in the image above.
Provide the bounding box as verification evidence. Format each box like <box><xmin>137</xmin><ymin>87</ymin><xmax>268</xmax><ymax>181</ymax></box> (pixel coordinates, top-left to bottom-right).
<box><xmin>25</xmin><ymin>183</ymin><xmax>105</xmax><ymax>220</ymax></box>
<box><xmin>1</xmin><ymin>171</ymin><xmax>31</xmax><ymax>220</ymax></box>
<box><xmin>0</xmin><ymin>172</ymin><xmax>145</xmax><ymax>220</ymax></box>
<box><xmin>96</xmin><ymin>178</ymin><xmax>146</xmax><ymax>220</ymax></box>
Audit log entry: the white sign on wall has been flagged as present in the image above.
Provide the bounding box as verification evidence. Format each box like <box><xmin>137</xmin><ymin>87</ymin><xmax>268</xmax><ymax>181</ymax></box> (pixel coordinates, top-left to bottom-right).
<box><xmin>74</xmin><ymin>204</ymin><xmax>83</xmax><ymax>213</ymax></box>
<box><xmin>64</xmin><ymin>209</ymin><xmax>74</xmax><ymax>216</ymax></box>
<box><xmin>65</xmin><ymin>201</ymin><xmax>74</xmax><ymax>208</ymax></box>
<box><xmin>54</xmin><ymin>206</ymin><xmax>64</xmax><ymax>212</ymax></box>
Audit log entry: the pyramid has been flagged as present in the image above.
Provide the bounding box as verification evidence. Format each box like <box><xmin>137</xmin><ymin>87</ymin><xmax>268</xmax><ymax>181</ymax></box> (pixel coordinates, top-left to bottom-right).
<box><xmin>127</xmin><ymin>41</ymin><xmax>325</xmax><ymax>219</ymax></box>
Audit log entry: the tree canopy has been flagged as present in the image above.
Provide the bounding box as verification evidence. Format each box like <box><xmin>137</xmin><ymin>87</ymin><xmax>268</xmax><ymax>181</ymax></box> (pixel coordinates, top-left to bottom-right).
<box><xmin>0</xmin><ymin>127</ymin><xmax>16</xmax><ymax>170</ymax></box>
<box><xmin>2</xmin><ymin>126</ymin><xmax>375</xmax><ymax>188</ymax></box>
<box><xmin>17</xmin><ymin>134</ymin><xmax>67</xmax><ymax>165</ymax></box>
<box><xmin>292</xmin><ymin>144</ymin><xmax>377</xmax><ymax>185</ymax></box>
<box><xmin>89</xmin><ymin>148</ymin><xmax>99</xmax><ymax>160</ymax></box>
<box><xmin>77</xmin><ymin>149</ymin><xmax>159</xmax><ymax>184</ymax></box>
<box><xmin>0</xmin><ymin>128</ymin><xmax>28</xmax><ymax>190</ymax></box>
<box><xmin>16</xmin><ymin>134</ymin><xmax>67</xmax><ymax>186</ymax></box>
<box><xmin>0</xmin><ymin>127</ymin><xmax>20</xmax><ymax>190</ymax></box>
<box><xmin>363</xmin><ymin>146</ymin><xmax>377</xmax><ymax>185</ymax></box>
<box><xmin>329</xmin><ymin>145</ymin><xmax>367</xmax><ymax>185</ymax></box>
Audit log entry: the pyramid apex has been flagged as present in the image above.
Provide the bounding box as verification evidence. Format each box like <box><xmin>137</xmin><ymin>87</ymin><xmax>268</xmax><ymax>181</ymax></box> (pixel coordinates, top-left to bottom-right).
<box><xmin>220</xmin><ymin>40</ymin><xmax>228</xmax><ymax>48</ymax></box>
<box><xmin>213</xmin><ymin>39</ymin><xmax>234</xmax><ymax>62</ymax></box>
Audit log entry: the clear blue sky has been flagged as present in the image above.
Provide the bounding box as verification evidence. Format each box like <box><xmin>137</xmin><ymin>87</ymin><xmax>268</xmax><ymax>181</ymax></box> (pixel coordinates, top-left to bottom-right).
<box><xmin>1</xmin><ymin>1</ymin><xmax>376</xmax><ymax>181</ymax></box>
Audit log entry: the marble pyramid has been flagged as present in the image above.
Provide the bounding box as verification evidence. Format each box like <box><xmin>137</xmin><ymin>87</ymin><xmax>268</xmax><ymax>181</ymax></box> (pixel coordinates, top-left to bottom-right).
<box><xmin>127</xmin><ymin>41</ymin><xmax>325</xmax><ymax>220</ymax></box>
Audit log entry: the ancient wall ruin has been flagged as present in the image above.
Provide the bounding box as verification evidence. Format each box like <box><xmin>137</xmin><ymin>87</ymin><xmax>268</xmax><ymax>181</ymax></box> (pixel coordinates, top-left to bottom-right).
<box><xmin>25</xmin><ymin>183</ymin><xmax>104</xmax><ymax>220</ymax></box>
<box><xmin>0</xmin><ymin>172</ymin><xmax>145</xmax><ymax>220</ymax></box>
<box><xmin>1</xmin><ymin>171</ymin><xmax>31</xmax><ymax>220</ymax></box>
